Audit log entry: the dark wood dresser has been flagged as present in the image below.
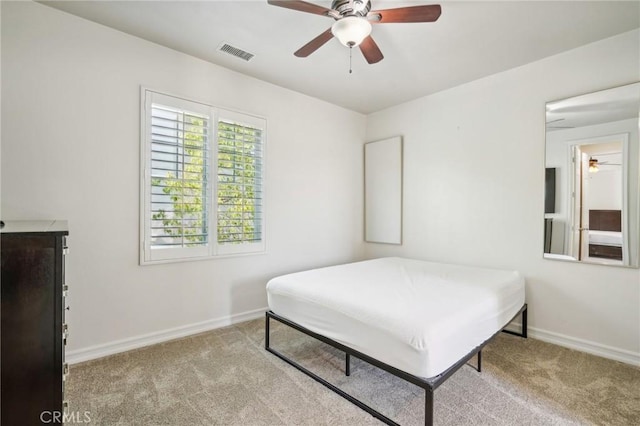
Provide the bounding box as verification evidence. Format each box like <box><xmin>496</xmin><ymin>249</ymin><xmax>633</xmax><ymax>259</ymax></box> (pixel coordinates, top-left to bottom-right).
<box><xmin>1</xmin><ymin>220</ymin><xmax>69</xmax><ymax>425</ymax></box>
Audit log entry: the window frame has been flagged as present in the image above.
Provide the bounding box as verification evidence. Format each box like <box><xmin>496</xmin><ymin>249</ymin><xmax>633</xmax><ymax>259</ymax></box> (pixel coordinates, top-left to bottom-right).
<box><xmin>139</xmin><ymin>88</ymin><xmax>266</xmax><ymax>265</ymax></box>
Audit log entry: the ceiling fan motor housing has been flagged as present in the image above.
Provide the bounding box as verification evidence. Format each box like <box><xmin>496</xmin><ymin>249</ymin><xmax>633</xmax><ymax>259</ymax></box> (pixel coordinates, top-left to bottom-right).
<box><xmin>331</xmin><ymin>0</ymin><xmax>371</xmax><ymax>17</ymax></box>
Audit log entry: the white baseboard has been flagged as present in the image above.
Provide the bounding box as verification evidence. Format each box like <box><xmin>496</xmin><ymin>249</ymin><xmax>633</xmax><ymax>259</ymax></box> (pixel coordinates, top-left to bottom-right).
<box><xmin>68</xmin><ymin>311</ymin><xmax>639</xmax><ymax>367</ymax></box>
<box><xmin>66</xmin><ymin>307</ymin><xmax>267</xmax><ymax>364</ymax></box>
<box><xmin>504</xmin><ymin>323</ymin><xmax>639</xmax><ymax>366</ymax></box>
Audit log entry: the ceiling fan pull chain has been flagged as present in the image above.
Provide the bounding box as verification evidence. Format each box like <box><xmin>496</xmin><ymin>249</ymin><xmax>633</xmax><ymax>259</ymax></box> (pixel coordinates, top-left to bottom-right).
<box><xmin>349</xmin><ymin>45</ymin><xmax>353</xmax><ymax>74</ymax></box>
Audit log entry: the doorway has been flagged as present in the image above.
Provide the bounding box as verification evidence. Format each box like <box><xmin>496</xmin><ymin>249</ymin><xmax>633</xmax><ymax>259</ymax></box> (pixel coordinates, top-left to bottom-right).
<box><xmin>568</xmin><ymin>135</ymin><xmax>627</xmax><ymax>264</ymax></box>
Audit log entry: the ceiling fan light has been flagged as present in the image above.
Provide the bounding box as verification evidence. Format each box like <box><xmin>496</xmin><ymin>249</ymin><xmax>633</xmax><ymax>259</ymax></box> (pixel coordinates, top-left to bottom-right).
<box><xmin>331</xmin><ymin>16</ymin><xmax>372</xmax><ymax>47</ymax></box>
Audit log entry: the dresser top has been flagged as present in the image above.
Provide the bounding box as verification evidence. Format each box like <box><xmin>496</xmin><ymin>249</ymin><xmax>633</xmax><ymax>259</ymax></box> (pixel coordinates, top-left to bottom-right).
<box><xmin>0</xmin><ymin>220</ymin><xmax>69</xmax><ymax>235</ymax></box>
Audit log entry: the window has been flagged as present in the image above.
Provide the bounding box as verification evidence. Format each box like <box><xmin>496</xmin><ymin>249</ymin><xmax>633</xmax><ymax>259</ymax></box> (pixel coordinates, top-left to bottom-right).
<box><xmin>140</xmin><ymin>89</ymin><xmax>266</xmax><ymax>263</ymax></box>
<box><xmin>216</xmin><ymin>115</ymin><xmax>264</xmax><ymax>255</ymax></box>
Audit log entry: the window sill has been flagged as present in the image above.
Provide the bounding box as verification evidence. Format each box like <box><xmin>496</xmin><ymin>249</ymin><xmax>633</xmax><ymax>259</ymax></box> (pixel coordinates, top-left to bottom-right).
<box><xmin>139</xmin><ymin>249</ymin><xmax>267</xmax><ymax>266</ymax></box>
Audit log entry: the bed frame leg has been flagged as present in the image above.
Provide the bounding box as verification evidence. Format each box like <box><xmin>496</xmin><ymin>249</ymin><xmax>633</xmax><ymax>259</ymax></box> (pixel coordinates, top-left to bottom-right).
<box><xmin>345</xmin><ymin>353</ymin><xmax>351</xmax><ymax>376</ymax></box>
<box><xmin>425</xmin><ymin>388</ymin><xmax>433</xmax><ymax>426</ymax></box>
<box><xmin>477</xmin><ymin>350</ymin><xmax>482</xmax><ymax>372</ymax></box>
<box><xmin>501</xmin><ymin>304</ymin><xmax>528</xmax><ymax>339</ymax></box>
<box><xmin>265</xmin><ymin>312</ymin><xmax>270</xmax><ymax>349</ymax></box>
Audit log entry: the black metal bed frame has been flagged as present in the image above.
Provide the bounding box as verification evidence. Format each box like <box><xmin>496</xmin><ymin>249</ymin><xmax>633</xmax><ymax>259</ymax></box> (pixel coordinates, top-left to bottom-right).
<box><xmin>265</xmin><ymin>303</ymin><xmax>527</xmax><ymax>426</ymax></box>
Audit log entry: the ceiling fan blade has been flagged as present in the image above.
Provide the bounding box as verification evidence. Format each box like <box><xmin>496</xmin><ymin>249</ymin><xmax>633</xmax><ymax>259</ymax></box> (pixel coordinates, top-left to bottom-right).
<box><xmin>359</xmin><ymin>36</ymin><xmax>384</xmax><ymax>64</ymax></box>
<box><xmin>294</xmin><ymin>28</ymin><xmax>334</xmax><ymax>57</ymax></box>
<box><xmin>267</xmin><ymin>1</ymin><xmax>334</xmax><ymax>17</ymax></box>
<box><xmin>368</xmin><ymin>4</ymin><xmax>442</xmax><ymax>23</ymax></box>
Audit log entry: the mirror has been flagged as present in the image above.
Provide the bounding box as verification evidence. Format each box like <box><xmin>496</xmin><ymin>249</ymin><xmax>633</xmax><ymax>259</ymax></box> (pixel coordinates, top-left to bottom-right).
<box><xmin>544</xmin><ymin>82</ymin><xmax>640</xmax><ymax>267</ymax></box>
<box><xmin>365</xmin><ymin>136</ymin><xmax>403</xmax><ymax>244</ymax></box>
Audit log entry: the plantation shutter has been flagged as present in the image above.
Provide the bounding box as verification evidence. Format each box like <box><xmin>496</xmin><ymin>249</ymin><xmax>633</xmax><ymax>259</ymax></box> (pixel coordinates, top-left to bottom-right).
<box><xmin>216</xmin><ymin>111</ymin><xmax>265</xmax><ymax>255</ymax></box>
<box><xmin>144</xmin><ymin>91</ymin><xmax>212</xmax><ymax>262</ymax></box>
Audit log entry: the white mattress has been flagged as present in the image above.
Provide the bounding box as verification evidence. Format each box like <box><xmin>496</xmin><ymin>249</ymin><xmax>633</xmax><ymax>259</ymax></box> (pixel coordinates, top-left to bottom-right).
<box><xmin>589</xmin><ymin>230</ymin><xmax>622</xmax><ymax>247</ymax></box>
<box><xmin>267</xmin><ymin>257</ymin><xmax>525</xmax><ymax>379</ymax></box>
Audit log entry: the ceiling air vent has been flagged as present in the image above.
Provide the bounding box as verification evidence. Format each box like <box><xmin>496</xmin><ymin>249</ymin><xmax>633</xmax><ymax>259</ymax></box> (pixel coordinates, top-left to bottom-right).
<box><xmin>218</xmin><ymin>43</ymin><xmax>254</xmax><ymax>62</ymax></box>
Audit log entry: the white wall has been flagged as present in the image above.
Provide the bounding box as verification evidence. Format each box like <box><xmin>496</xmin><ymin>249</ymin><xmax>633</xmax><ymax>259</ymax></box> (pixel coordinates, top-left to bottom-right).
<box><xmin>365</xmin><ymin>30</ymin><xmax>640</xmax><ymax>363</ymax></box>
<box><xmin>2</xmin><ymin>1</ymin><xmax>638</xmax><ymax>366</ymax></box>
<box><xmin>1</xmin><ymin>1</ymin><xmax>365</xmax><ymax>361</ymax></box>
<box><xmin>589</xmin><ymin>167</ymin><xmax>622</xmax><ymax>210</ymax></box>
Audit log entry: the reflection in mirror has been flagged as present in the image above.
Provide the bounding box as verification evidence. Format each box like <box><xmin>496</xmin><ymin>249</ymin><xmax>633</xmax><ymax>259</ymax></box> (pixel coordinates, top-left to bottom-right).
<box><xmin>544</xmin><ymin>82</ymin><xmax>639</xmax><ymax>267</ymax></box>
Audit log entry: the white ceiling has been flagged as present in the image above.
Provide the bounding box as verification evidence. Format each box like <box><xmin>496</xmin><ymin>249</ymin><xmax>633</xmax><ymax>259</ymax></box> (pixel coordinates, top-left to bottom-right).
<box><xmin>546</xmin><ymin>82</ymin><xmax>640</xmax><ymax>131</ymax></box>
<box><xmin>39</xmin><ymin>0</ymin><xmax>640</xmax><ymax>114</ymax></box>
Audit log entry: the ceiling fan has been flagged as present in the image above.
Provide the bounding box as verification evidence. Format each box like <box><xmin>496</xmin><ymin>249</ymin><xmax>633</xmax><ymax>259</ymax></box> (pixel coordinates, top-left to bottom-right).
<box><xmin>267</xmin><ymin>0</ymin><xmax>442</xmax><ymax>65</ymax></box>
<box><xmin>588</xmin><ymin>156</ymin><xmax>621</xmax><ymax>173</ymax></box>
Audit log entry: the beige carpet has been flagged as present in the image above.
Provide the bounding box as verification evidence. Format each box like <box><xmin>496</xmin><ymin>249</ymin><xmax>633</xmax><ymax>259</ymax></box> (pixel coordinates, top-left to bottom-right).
<box><xmin>66</xmin><ymin>318</ymin><xmax>640</xmax><ymax>425</ymax></box>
